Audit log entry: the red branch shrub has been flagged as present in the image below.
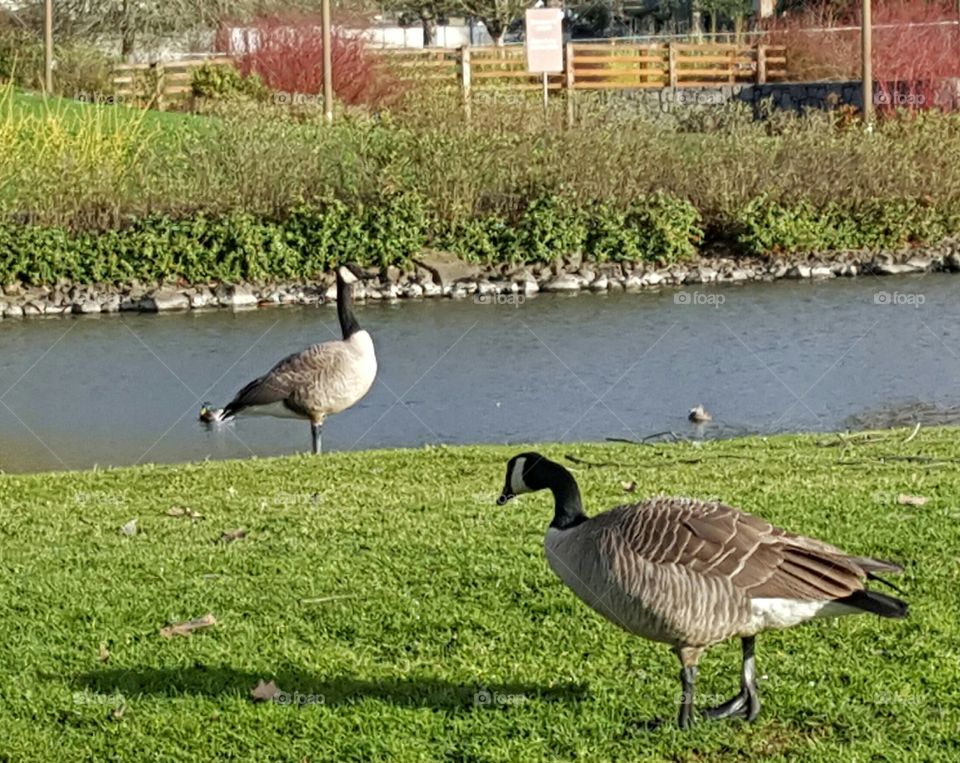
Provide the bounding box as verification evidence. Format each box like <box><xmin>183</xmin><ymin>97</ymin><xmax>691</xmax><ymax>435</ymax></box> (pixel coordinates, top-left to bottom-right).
<box><xmin>763</xmin><ymin>1</ymin><xmax>960</xmax><ymax>114</ymax></box>
<box><xmin>220</xmin><ymin>13</ymin><xmax>404</xmax><ymax>108</ymax></box>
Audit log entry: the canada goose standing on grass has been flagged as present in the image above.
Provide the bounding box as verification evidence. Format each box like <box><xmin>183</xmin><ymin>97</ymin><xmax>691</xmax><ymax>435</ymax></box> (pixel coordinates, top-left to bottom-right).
<box><xmin>497</xmin><ymin>452</ymin><xmax>908</xmax><ymax>729</ymax></box>
<box><xmin>199</xmin><ymin>265</ymin><xmax>377</xmax><ymax>454</ymax></box>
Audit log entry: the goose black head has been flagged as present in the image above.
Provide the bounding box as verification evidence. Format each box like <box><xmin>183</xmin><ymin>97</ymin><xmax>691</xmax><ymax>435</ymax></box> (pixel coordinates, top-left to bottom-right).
<box><xmin>336</xmin><ymin>263</ymin><xmax>363</xmax><ymax>286</ymax></box>
<box><xmin>498</xmin><ymin>452</ymin><xmax>587</xmax><ymax>529</ymax></box>
<box><xmin>497</xmin><ymin>452</ymin><xmax>553</xmax><ymax>505</ymax></box>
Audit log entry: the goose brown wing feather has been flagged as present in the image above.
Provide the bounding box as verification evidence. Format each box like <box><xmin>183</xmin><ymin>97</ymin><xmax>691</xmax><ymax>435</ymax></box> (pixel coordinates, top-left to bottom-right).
<box><xmin>223</xmin><ymin>342</ymin><xmax>351</xmax><ymax>416</ymax></box>
<box><xmin>597</xmin><ymin>497</ymin><xmax>870</xmax><ymax>603</ymax></box>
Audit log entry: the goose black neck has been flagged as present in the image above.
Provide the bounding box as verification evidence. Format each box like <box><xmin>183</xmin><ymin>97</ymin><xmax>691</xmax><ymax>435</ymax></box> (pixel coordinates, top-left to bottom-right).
<box><xmin>544</xmin><ymin>461</ymin><xmax>588</xmax><ymax>530</ymax></box>
<box><xmin>336</xmin><ymin>274</ymin><xmax>361</xmax><ymax>339</ymax></box>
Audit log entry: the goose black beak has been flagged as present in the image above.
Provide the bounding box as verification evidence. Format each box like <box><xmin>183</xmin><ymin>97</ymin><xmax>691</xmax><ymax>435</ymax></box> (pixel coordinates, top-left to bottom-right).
<box><xmin>497</xmin><ymin>490</ymin><xmax>515</xmax><ymax>506</ymax></box>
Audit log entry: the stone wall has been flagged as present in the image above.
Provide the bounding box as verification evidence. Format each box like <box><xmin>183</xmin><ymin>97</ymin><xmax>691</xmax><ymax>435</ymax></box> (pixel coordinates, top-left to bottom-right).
<box><xmin>582</xmin><ymin>79</ymin><xmax>960</xmax><ymax>122</ymax></box>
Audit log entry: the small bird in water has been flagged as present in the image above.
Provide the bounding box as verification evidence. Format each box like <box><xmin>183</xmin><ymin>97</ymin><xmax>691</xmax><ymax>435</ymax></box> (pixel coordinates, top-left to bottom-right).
<box><xmin>199</xmin><ymin>264</ymin><xmax>377</xmax><ymax>454</ymax></box>
<box><xmin>688</xmin><ymin>404</ymin><xmax>712</xmax><ymax>423</ymax></box>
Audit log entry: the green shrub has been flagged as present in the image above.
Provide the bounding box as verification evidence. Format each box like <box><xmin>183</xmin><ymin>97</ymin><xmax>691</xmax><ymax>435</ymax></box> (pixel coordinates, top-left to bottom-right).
<box><xmin>439</xmin><ymin>216</ymin><xmax>518</xmax><ymax>265</ymax></box>
<box><xmin>0</xmin><ymin>195</ymin><xmax>429</xmax><ymax>286</ymax></box>
<box><xmin>191</xmin><ymin>63</ymin><xmax>269</xmax><ymax>101</ymax></box>
<box><xmin>512</xmin><ymin>192</ymin><xmax>588</xmax><ymax>264</ymax></box>
<box><xmin>0</xmin><ymin>27</ymin><xmax>116</xmax><ymax>97</ymax></box>
<box><xmin>362</xmin><ymin>188</ymin><xmax>428</xmax><ymax>268</ymax></box>
<box><xmin>625</xmin><ymin>192</ymin><xmax>703</xmax><ymax>264</ymax></box>
<box><xmin>735</xmin><ymin>195</ymin><xmax>960</xmax><ymax>255</ymax></box>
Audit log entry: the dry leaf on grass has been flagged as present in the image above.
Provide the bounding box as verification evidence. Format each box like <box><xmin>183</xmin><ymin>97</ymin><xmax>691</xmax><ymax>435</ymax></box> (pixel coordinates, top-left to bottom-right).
<box><xmin>167</xmin><ymin>506</ymin><xmax>204</xmax><ymax>520</ymax></box>
<box><xmin>621</xmin><ymin>481</ymin><xmax>637</xmax><ymax>493</ymax></box>
<box><xmin>159</xmin><ymin>613</ymin><xmax>217</xmax><ymax>639</ymax></box>
<box><xmin>897</xmin><ymin>494</ymin><xmax>929</xmax><ymax>507</ymax></box>
<box><xmin>110</xmin><ymin>705</ymin><xmax>125</xmax><ymax>721</ymax></box>
<box><xmin>219</xmin><ymin>528</ymin><xmax>246</xmax><ymax>543</ymax></box>
<box><xmin>119</xmin><ymin>518</ymin><xmax>138</xmax><ymax>536</ymax></box>
<box><xmin>250</xmin><ymin>679</ymin><xmax>281</xmax><ymax>702</ymax></box>
<box><xmin>98</xmin><ymin>643</ymin><xmax>110</xmax><ymax>662</ymax></box>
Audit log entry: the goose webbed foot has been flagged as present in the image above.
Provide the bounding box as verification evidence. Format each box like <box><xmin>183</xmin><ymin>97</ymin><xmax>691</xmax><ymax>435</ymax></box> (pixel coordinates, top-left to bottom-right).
<box><xmin>702</xmin><ymin>635</ymin><xmax>760</xmax><ymax>723</ymax></box>
<box><xmin>701</xmin><ymin>684</ymin><xmax>760</xmax><ymax>722</ymax></box>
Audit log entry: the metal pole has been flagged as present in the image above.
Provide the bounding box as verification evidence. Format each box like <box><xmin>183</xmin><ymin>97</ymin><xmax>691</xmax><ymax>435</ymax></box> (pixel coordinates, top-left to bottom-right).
<box><xmin>862</xmin><ymin>0</ymin><xmax>873</xmax><ymax>127</ymax></box>
<box><xmin>542</xmin><ymin>71</ymin><xmax>549</xmax><ymax>125</ymax></box>
<box><xmin>322</xmin><ymin>0</ymin><xmax>333</xmax><ymax>124</ymax></box>
<box><xmin>44</xmin><ymin>0</ymin><xmax>53</xmax><ymax>93</ymax></box>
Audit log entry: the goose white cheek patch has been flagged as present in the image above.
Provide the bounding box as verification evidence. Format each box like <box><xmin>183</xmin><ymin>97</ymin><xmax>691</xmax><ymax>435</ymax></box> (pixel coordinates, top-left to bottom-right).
<box><xmin>510</xmin><ymin>457</ymin><xmax>529</xmax><ymax>494</ymax></box>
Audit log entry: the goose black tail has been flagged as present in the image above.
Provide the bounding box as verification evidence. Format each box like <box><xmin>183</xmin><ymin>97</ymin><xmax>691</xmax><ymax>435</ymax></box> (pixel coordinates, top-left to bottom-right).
<box><xmin>837</xmin><ymin>589</ymin><xmax>908</xmax><ymax>619</ymax></box>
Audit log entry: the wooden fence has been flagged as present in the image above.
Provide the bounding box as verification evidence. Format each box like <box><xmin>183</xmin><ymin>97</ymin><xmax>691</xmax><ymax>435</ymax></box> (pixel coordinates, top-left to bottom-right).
<box><xmin>112</xmin><ymin>57</ymin><xmax>233</xmax><ymax>109</ymax></box>
<box><xmin>379</xmin><ymin>41</ymin><xmax>785</xmax><ymax>90</ymax></box>
<box><xmin>111</xmin><ymin>41</ymin><xmax>786</xmax><ymax>113</ymax></box>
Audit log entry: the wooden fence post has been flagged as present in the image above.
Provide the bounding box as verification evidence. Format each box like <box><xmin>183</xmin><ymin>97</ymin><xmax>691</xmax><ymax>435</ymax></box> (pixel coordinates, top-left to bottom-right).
<box><xmin>668</xmin><ymin>42</ymin><xmax>678</xmax><ymax>89</ymax></box>
<box><xmin>757</xmin><ymin>45</ymin><xmax>767</xmax><ymax>85</ymax></box>
<box><xmin>565</xmin><ymin>42</ymin><xmax>575</xmax><ymax>129</ymax></box>
<box><xmin>460</xmin><ymin>45</ymin><xmax>472</xmax><ymax>122</ymax></box>
<box><xmin>151</xmin><ymin>61</ymin><xmax>165</xmax><ymax>111</ymax></box>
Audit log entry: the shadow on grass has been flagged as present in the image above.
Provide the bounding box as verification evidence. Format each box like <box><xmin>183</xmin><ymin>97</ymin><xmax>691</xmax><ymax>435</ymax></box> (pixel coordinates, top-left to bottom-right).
<box><xmin>70</xmin><ymin>666</ymin><xmax>589</xmax><ymax>709</ymax></box>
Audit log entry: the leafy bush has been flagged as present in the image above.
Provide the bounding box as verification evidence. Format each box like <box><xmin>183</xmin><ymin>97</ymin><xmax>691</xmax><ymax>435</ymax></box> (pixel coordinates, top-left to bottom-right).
<box><xmin>513</xmin><ymin>192</ymin><xmax>588</xmax><ymax>263</ymax></box>
<box><xmin>0</xmin><ymin>25</ymin><xmax>116</xmax><ymax>97</ymax></box>
<box><xmin>0</xmin><ymin>193</ymin><xmax>430</xmax><ymax>286</ymax></box>
<box><xmin>230</xmin><ymin>13</ymin><xmax>403</xmax><ymax>108</ymax></box>
<box><xmin>735</xmin><ymin>195</ymin><xmax>960</xmax><ymax>255</ymax></box>
<box><xmin>440</xmin><ymin>216</ymin><xmax>518</xmax><ymax>264</ymax></box>
<box><xmin>0</xmin><ymin>26</ymin><xmax>44</xmax><ymax>88</ymax></box>
<box><xmin>0</xmin><ymin>188</ymin><xmax>705</xmax><ymax>286</ymax></box>
<box><xmin>191</xmin><ymin>63</ymin><xmax>269</xmax><ymax>101</ymax></box>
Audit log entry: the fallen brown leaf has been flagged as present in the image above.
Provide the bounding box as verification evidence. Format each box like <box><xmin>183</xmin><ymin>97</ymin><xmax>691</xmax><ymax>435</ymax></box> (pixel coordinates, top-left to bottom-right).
<box><xmin>219</xmin><ymin>528</ymin><xmax>247</xmax><ymax>543</ymax></box>
<box><xmin>110</xmin><ymin>704</ymin><xmax>125</xmax><ymax>721</ymax></box>
<box><xmin>98</xmin><ymin>643</ymin><xmax>110</xmax><ymax>663</ymax></box>
<box><xmin>897</xmin><ymin>494</ymin><xmax>929</xmax><ymax>507</ymax></box>
<box><xmin>621</xmin><ymin>481</ymin><xmax>637</xmax><ymax>493</ymax></box>
<box><xmin>167</xmin><ymin>506</ymin><xmax>204</xmax><ymax>520</ymax></box>
<box><xmin>159</xmin><ymin>613</ymin><xmax>217</xmax><ymax>639</ymax></box>
<box><xmin>250</xmin><ymin>679</ymin><xmax>281</xmax><ymax>702</ymax></box>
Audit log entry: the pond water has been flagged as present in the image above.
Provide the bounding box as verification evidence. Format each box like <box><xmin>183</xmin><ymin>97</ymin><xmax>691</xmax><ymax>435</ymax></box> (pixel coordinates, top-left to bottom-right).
<box><xmin>2</xmin><ymin>273</ymin><xmax>960</xmax><ymax>474</ymax></box>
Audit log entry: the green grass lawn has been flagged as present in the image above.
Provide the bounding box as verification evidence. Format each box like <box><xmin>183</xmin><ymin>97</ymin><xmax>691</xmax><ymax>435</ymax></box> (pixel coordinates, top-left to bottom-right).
<box><xmin>0</xmin><ymin>429</ymin><xmax>958</xmax><ymax>762</ymax></box>
<box><xmin>10</xmin><ymin>88</ymin><xmax>205</xmax><ymax>131</ymax></box>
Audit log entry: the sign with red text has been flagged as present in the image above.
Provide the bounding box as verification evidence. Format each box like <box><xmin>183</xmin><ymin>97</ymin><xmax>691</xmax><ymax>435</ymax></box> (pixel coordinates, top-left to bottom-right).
<box><xmin>525</xmin><ymin>8</ymin><xmax>564</xmax><ymax>74</ymax></box>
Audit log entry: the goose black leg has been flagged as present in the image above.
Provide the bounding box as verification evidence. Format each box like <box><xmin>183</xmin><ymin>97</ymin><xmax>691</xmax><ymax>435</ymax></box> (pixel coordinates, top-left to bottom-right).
<box><xmin>311</xmin><ymin>423</ymin><xmax>323</xmax><ymax>455</ymax></box>
<box><xmin>702</xmin><ymin>636</ymin><xmax>761</xmax><ymax>722</ymax></box>
<box><xmin>678</xmin><ymin>665</ymin><xmax>698</xmax><ymax>729</ymax></box>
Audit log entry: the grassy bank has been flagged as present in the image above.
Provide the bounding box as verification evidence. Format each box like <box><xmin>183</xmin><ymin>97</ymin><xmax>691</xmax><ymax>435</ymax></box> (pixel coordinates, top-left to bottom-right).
<box><xmin>4</xmin><ymin>83</ymin><xmax>960</xmax><ymax>286</ymax></box>
<box><xmin>1</xmin><ymin>429</ymin><xmax>958</xmax><ymax>761</ymax></box>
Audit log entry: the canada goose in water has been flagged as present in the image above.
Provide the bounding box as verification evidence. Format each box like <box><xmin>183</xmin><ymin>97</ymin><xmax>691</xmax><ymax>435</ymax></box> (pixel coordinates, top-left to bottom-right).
<box><xmin>497</xmin><ymin>453</ymin><xmax>908</xmax><ymax>729</ymax></box>
<box><xmin>688</xmin><ymin>404</ymin><xmax>712</xmax><ymax>423</ymax></box>
<box><xmin>199</xmin><ymin>265</ymin><xmax>377</xmax><ymax>454</ymax></box>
